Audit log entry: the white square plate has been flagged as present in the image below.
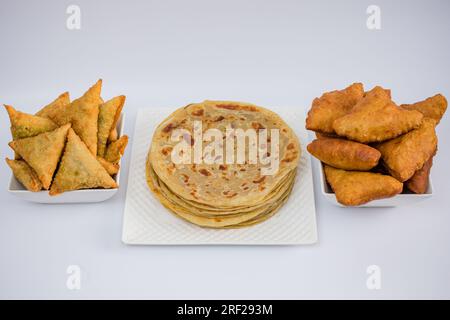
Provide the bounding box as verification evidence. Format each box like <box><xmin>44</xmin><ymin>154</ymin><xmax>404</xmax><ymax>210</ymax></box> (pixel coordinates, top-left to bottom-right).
<box><xmin>316</xmin><ymin>157</ymin><xmax>433</xmax><ymax>207</ymax></box>
<box><xmin>7</xmin><ymin>114</ymin><xmax>125</xmax><ymax>204</ymax></box>
<box><xmin>122</xmin><ymin>108</ymin><xmax>317</xmax><ymax>245</ymax></box>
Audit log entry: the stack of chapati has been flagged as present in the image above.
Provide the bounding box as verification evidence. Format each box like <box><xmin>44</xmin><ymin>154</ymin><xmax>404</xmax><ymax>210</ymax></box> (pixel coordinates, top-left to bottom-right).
<box><xmin>146</xmin><ymin>101</ymin><xmax>301</xmax><ymax>228</ymax></box>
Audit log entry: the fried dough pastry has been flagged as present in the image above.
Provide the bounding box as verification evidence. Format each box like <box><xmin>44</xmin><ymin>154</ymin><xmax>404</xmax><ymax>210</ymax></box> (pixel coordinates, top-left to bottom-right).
<box><xmin>107</xmin><ymin>98</ymin><xmax>124</xmax><ymax>143</ymax></box>
<box><xmin>375</xmin><ymin>118</ymin><xmax>438</xmax><ymax>182</ymax></box>
<box><xmin>405</xmin><ymin>156</ymin><xmax>433</xmax><ymax>194</ymax></box>
<box><xmin>5</xmin><ymin>158</ymin><xmax>43</xmax><ymax>192</ymax></box>
<box><xmin>104</xmin><ymin>135</ymin><xmax>128</xmax><ymax>163</ymax></box>
<box><xmin>97</xmin><ymin>156</ymin><xmax>120</xmax><ymax>175</ymax></box>
<box><xmin>109</xmin><ymin>128</ymin><xmax>118</xmax><ymax>142</ymax></box>
<box><xmin>9</xmin><ymin>124</ymin><xmax>71</xmax><ymax>189</ymax></box>
<box><xmin>51</xmin><ymin>80</ymin><xmax>102</xmax><ymax>155</ymax></box>
<box><xmin>97</xmin><ymin>95</ymin><xmax>125</xmax><ymax>157</ymax></box>
<box><xmin>35</xmin><ymin>92</ymin><xmax>70</xmax><ymax>120</ymax></box>
<box><xmin>5</xmin><ymin>105</ymin><xmax>59</xmax><ymax>159</ymax></box>
<box><xmin>400</xmin><ymin>94</ymin><xmax>447</xmax><ymax>124</ymax></box>
<box><xmin>5</xmin><ymin>105</ymin><xmax>58</xmax><ymax>140</ymax></box>
<box><xmin>315</xmin><ymin>132</ymin><xmax>339</xmax><ymax>139</ymax></box>
<box><xmin>324</xmin><ymin>165</ymin><xmax>403</xmax><ymax>206</ymax></box>
<box><xmin>333</xmin><ymin>87</ymin><xmax>423</xmax><ymax>143</ymax></box>
<box><xmin>49</xmin><ymin>129</ymin><xmax>117</xmax><ymax>195</ymax></box>
<box><xmin>307</xmin><ymin>138</ymin><xmax>380</xmax><ymax>170</ymax></box>
<box><xmin>306</xmin><ymin>83</ymin><xmax>364</xmax><ymax>134</ymax></box>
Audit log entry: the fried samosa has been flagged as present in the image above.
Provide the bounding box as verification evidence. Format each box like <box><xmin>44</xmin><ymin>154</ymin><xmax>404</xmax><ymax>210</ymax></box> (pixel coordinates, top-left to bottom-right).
<box><xmin>97</xmin><ymin>95</ymin><xmax>125</xmax><ymax>157</ymax></box>
<box><xmin>51</xmin><ymin>80</ymin><xmax>102</xmax><ymax>155</ymax></box>
<box><xmin>35</xmin><ymin>92</ymin><xmax>70</xmax><ymax>120</ymax></box>
<box><xmin>97</xmin><ymin>157</ymin><xmax>120</xmax><ymax>175</ymax></box>
<box><xmin>8</xmin><ymin>124</ymin><xmax>71</xmax><ymax>189</ymax></box>
<box><xmin>49</xmin><ymin>129</ymin><xmax>117</xmax><ymax>195</ymax></box>
<box><xmin>104</xmin><ymin>135</ymin><xmax>128</xmax><ymax>163</ymax></box>
<box><xmin>6</xmin><ymin>158</ymin><xmax>43</xmax><ymax>192</ymax></box>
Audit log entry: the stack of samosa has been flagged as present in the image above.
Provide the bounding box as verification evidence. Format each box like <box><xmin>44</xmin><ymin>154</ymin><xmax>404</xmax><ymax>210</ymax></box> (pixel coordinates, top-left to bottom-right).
<box><xmin>4</xmin><ymin>80</ymin><xmax>128</xmax><ymax>195</ymax></box>
<box><xmin>305</xmin><ymin>83</ymin><xmax>447</xmax><ymax>206</ymax></box>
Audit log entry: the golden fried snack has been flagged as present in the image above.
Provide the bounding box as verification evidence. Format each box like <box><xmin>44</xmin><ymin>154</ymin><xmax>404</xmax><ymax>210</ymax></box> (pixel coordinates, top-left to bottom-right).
<box><xmin>400</xmin><ymin>94</ymin><xmax>447</xmax><ymax>124</ymax></box>
<box><xmin>375</xmin><ymin>118</ymin><xmax>437</xmax><ymax>182</ymax></box>
<box><xmin>5</xmin><ymin>158</ymin><xmax>43</xmax><ymax>192</ymax></box>
<box><xmin>333</xmin><ymin>87</ymin><xmax>423</xmax><ymax>143</ymax></box>
<box><xmin>51</xmin><ymin>80</ymin><xmax>102</xmax><ymax>155</ymax></box>
<box><xmin>305</xmin><ymin>83</ymin><xmax>364</xmax><ymax>134</ymax></box>
<box><xmin>351</xmin><ymin>86</ymin><xmax>391</xmax><ymax>112</ymax></box>
<box><xmin>307</xmin><ymin>138</ymin><xmax>380</xmax><ymax>170</ymax></box>
<box><xmin>104</xmin><ymin>135</ymin><xmax>128</xmax><ymax>163</ymax></box>
<box><xmin>35</xmin><ymin>92</ymin><xmax>70</xmax><ymax>120</ymax></box>
<box><xmin>49</xmin><ymin>129</ymin><xmax>117</xmax><ymax>195</ymax></box>
<box><xmin>405</xmin><ymin>156</ymin><xmax>433</xmax><ymax>194</ymax></box>
<box><xmin>5</xmin><ymin>105</ymin><xmax>58</xmax><ymax>159</ymax></box>
<box><xmin>315</xmin><ymin>132</ymin><xmax>339</xmax><ymax>139</ymax></box>
<box><xmin>97</xmin><ymin>96</ymin><xmax>125</xmax><ymax>157</ymax></box>
<box><xmin>9</xmin><ymin>124</ymin><xmax>71</xmax><ymax>189</ymax></box>
<box><xmin>97</xmin><ymin>157</ymin><xmax>120</xmax><ymax>175</ymax></box>
<box><xmin>108</xmin><ymin>98</ymin><xmax>124</xmax><ymax>143</ymax></box>
<box><xmin>324</xmin><ymin>165</ymin><xmax>403</xmax><ymax>206</ymax></box>
<box><xmin>109</xmin><ymin>128</ymin><xmax>118</xmax><ymax>142</ymax></box>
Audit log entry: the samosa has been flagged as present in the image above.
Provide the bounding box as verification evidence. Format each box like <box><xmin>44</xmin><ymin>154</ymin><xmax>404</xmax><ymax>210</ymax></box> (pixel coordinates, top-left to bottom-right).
<box><xmin>49</xmin><ymin>129</ymin><xmax>117</xmax><ymax>195</ymax></box>
<box><xmin>5</xmin><ymin>104</ymin><xmax>59</xmax><ymax>159</ymax></box>
<box><xmin>35</xmin><ymin>92</ymin><xmax>70</xmax><ymax>120</ymax></box>
<box><xmin>51</xmin><ymin>80</ymin><xmax>102</xmax><ymax>155</ymax></box>
<box><xmin>6</xmin><ymin>158</ymin><xmax>43</xmax><ymax>192</ymax></box>
<box><xmin>104</xmin><ymin>135</ymin><xmax>128</xmax><ymax>163</ymax></box>
<box><xmin>97</xmin><ymin>95</ymin><xmax>125</xmax><ymax>157</ymax></box>
<box><xmin>97</xmin><ymin>157</ymin><xmax>120</xmax><ymax>175</ymax></box>
<box><xmin>8</xmin><ymin>124</ymin><xmax>71</xmax><ymax>189</ymax></box>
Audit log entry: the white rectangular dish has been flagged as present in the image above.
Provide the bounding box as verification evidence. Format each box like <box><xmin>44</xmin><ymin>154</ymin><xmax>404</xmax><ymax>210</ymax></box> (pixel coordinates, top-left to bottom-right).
<box><xmin>315</xmin><ymin>157</ymin><xmax>433</xmax><ymax>207</ymax></box>
<box><xmin>7</xmin><ymin>114</ymin><xmax>125</xmax><ymax>204</ymax></box>
<box><xmin>122</xmin><ymin>108</ymin><xmax>317</xmax><ymax>245</ymax></box>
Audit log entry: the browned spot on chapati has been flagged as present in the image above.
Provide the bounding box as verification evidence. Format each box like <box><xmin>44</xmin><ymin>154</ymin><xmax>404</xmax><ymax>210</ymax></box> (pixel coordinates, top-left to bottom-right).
<box><xmin>191</xmin><ymin>108</ymin><xmax>204</xmax><ymax>116</ymax></box>
<box><xmin>253</xmin><ymin>176</ymin><xmax>266</xmax><ymax>184</ymax></box>
<box><xmin>251</xmin><ymin>122</ymin><xmax>265</xmax><ymax>130</ymax></box>
<box><xmin>161</xmin><ymin>146</ymin><xmax>173</xmax><ymax>156</ymax></box>
<box><xmin>199</xmin><ymin>169</ymin><xmax>211</xmax><ymax>176</ymax></box>
<box><xmin>215</xmin><ymin>104</ymin><xmax>257</xmax><ymax>112</ymax></box>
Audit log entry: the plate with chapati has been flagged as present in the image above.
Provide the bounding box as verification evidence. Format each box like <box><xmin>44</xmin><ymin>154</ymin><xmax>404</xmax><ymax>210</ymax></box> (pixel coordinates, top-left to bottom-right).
<box><xmin>122</xmin><ymin>101</ymin><xmax>317</xmax><ymax>245</ymax></box>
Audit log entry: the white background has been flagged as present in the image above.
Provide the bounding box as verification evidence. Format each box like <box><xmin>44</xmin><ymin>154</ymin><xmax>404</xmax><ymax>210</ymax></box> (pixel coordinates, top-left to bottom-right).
<box><xmin>0</xmin><ymin>0</ymin><xmax>449</xmax><ymax>299</ymax></box>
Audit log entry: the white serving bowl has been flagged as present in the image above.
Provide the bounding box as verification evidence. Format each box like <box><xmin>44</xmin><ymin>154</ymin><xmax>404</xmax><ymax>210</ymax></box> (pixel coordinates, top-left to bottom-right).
<box><xmin>7</xmin><ymin>114</ymin><xmax>125</xmax><ymax>204</ymax></box>
<box><xmin>315</xmin><ymin>158</ymin><xmax>433</xmax><ymax>207</ymax></box>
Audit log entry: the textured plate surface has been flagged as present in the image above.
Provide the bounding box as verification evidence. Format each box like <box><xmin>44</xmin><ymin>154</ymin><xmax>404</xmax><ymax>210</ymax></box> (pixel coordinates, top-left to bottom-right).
<box><xmin>122</xmin><ymin>108</ymin><xmax>317</xmax><ymax>245</ymax></box>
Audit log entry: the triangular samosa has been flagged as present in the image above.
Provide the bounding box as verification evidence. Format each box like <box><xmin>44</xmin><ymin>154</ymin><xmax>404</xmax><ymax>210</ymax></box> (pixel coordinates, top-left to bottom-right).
<box><xmin>97</xmin><ymin>157</ymin><xmax>120</xmax><ymax>175</ymax></box>
<box><xmin>51</xmin><ymin>80</ymin><xmax>102</xmax><ymax>155</ymax></box>
<box><xmin>5</xmin><ymin>105</ymin><xmax>58</xmax><ymax>140</ymax></box>
<box><xmin>35</xmin><ymin>92</ymin><xmax>70</xmax><ymax>120</ymax></box>
<box><xmin>6</xmin><ymin>158</ymin><xmax>43</xmax><ymax>192</ymax></box>
<box><xmin>104</xmin><ymin>135</ymin><xmax>128</xmax><ymax>163</ymax></box>
<box><xmin>97</xmin><ymin>95</ymin><xmax>125</xmax><ymax>157</ymax></box>
<box><xmin>49</xmin><ymin>129</ymin><xmax>117</xmax><ymax>195</ymax></box>
<box><xmin>5</xmin><ymin>104</ymin><xmax>59</xmax><ymax>159</ymax></box>
<box><xmin>8</xmin><ymin>124</ymin><xmax>71</xmax><ymax>189</ymax></box>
